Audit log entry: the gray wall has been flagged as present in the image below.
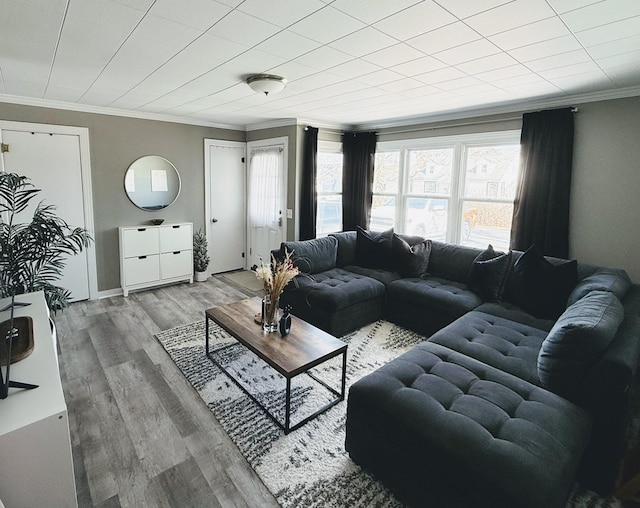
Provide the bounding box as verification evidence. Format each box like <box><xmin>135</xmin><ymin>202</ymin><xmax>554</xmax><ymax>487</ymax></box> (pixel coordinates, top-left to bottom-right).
<box><xmin>0</xmin><ymin>102</ymin><xmax>244</xmax><ymax>291</ymax></box>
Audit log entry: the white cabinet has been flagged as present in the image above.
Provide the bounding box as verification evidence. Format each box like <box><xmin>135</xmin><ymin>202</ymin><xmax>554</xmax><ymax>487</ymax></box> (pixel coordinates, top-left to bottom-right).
<box><xmin>119</xmin><ymin>223</ymin><xmax>193</xmax><ymax>296</ymax></box>
<box><xmin>0</xmin><ymin>291</ymin><xmax>77</xmax><ymax>508</ymax></box>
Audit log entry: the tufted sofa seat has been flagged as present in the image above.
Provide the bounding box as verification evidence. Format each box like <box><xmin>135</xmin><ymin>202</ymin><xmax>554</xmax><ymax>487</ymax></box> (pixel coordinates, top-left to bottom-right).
<box><xmin>346</xmin><ymin>342</ymin><xmax>591</xmax><ymax>508</ymax></box>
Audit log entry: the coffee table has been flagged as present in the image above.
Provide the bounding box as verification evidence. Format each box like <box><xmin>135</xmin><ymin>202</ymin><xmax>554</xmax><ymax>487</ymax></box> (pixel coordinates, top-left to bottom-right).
<box><xmin>205</xmin><ymin>298</ymin><xmax>347</xmax><ymax>434</ymax></box>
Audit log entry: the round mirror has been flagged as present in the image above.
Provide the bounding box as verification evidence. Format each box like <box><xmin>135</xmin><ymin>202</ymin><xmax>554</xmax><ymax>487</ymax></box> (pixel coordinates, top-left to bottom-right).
<box><xmin>124</xmin><ymin>156</ymin><xmax>181</xmax><ymax>211</ymax></box>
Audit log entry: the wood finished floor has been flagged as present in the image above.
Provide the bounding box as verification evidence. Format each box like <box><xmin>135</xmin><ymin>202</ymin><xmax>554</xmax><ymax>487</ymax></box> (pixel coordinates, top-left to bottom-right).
<box><xmin>54</xmin><ymin>272</ymin><xmax>281</xmax><ymax>508</ymax></box>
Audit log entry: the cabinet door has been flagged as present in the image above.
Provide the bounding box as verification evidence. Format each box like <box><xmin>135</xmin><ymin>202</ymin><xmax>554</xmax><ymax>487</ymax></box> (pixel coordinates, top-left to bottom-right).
<box><xmin>124</xmin><ymin>255</ymin><xmax>160</xmax><ymax>285</ymax></box>
<box><xmin>159</xmin><ymin>224</ymin><xmax>192</xmax><ymax>252</ymax></box>
<box><xmin>160</xmin><ymin>250</ymin><xmax>192</xmax><ymax>279</ymax></box>
<box><xmin>122</xmin><ymin>228</ymin><xmax>160</xmax><ymax>257</ymax></box>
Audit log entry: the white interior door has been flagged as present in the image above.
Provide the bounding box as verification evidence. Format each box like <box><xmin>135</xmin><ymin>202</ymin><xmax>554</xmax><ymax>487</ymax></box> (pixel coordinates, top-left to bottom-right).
<box><xmin>247</xmin><ymin>138</ymin><xmax>287</xmax><ymax>269</ymax></box>
<box><xmin>204</xmin><ymin>140</ymin><xmax>246</xmax><ymax>273</ymax></box>
<box><xmin>0</xmin><ymin>125</ymin><xmax>95</xmax><ymax>301</ymax></box>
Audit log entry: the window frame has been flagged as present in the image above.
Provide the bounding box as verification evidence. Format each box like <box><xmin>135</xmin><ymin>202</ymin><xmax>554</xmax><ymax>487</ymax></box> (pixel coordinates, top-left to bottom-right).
<box><xmin>374</xmin><ymin>130</ymin><xmax>521</xmax><ymax>246</ymax></box>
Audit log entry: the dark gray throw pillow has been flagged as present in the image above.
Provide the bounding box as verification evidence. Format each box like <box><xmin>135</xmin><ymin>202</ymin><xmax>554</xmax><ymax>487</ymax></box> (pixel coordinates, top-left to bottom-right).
<box><xmin>467</xmin><ymin>244</ymin><xmax>512</xmax><ymax>302</ymax></box>
<box><xmin>391</xmin><ymin>234</ymin><xmax>431</xmax><ymax>278</ymax></box>
<box><xmin>282</xmin><ymin>236</ymin><xmax>337</xmax><ymax>274</ymax></box>
<box><xmin>504</xmin><ymin>245</ymin><xmax>578</xmax><ymax>319</ymax></box>
<box><xmin>537</xmin><ymin>290</ymin><xmax>624</xmax><ymax>397</ymax></box>
<box><xmin>355</xmin><ymin>227</ymin><xmax>394</xmax><ymax>270</ymax></box>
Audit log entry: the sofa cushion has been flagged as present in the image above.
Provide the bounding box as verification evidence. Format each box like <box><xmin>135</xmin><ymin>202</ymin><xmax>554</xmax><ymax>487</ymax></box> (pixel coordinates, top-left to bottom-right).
<box><xmin>343</xmin><ymin>265</ymin><xmax>402</xmax><ymax>286</ymax></box>
<box><xmin>346</xmin><ymin>341</ymin><xmax>591</xmax><ymax>508</ymax></box>
<box><xmin>386</xmin><ymin>277</ymin><xmax>482</xmax><ymax>319</ymax></box>
<box><xmin>391</xmin><ymin>234</ymin><xmax>431</xmax><ymax>278</ymax></box>
<box><xmin>282</xmin><ymin>236</ymin><xmax>337</xmax><ymax>274</ymax></box>
<box><xmin>428</xmin><ymin>241</ymin><xmax>482</xmax><ymax>284</ymax></box>
<box><xmin>476</xmin><ymin>302</ymin><xmax>555</xmax><ymax>332</ymax></box>
<box><xmin>428</xmin><ymin>311</ymin><xmax>548</xmax><ymax>385</ymax></box>
<box><xmin>330</xmin><ymin>231</ymin><xmax>357</xmax><ymax>267</ymax></box>
<box><xmin>285</xmin><ymin>268</ymin><xmax>385</xmax><ymax>312</ymax></box>
<box><xmin>356</xmin><ymin>227</ymin><xmax>394</xmax><ymax>270</ymax></box>
<box><xmin>537</xmin><ymin>290</ymin><xmax>625</xmax><ymax>398</ymax></box>
<box><xmin>505</xmin><ymin>245</ymin><xmax>578</xmax><ymax>319</ymax></box>
<box><xmin>567</xmin><ymin>268</ymin><xmax>632</xmax><ymax>306</ymax></box>
<box><xmin>467</xmin><ymin>245</ymin><xmax>512</xmax><ymax>302</ymax></box>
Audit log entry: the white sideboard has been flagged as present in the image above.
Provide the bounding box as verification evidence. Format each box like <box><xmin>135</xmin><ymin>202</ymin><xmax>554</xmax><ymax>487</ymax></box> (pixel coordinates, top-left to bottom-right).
<box><xmin>0</xmin><ymin>291</ymin><xmax>77</xmax><ymax>508</ymax></box>
<box><xmin>119</xmin><ymin>222</ymin><xmax>193</xmax><ymax>296</ymax></box>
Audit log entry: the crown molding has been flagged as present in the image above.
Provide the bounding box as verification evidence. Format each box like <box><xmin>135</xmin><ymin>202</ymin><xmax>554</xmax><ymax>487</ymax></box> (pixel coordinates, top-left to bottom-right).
<box><xmin>0</xmin><ymin>94</ymin><xmax>243</xmax><ymax>131</ymax></box>
<box><xmin>352</xmin><ymin>86</ymin><xmax>640</xmax><ymax>131</ymax></box>
<box><xmin>244</xmin><ymin>118</ymin><xmax>298</xmax><ymax>131</ymax></box>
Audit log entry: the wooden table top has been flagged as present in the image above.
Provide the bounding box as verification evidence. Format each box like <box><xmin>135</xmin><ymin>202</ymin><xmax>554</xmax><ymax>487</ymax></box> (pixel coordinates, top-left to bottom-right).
<box><xmin>205</xmin><ymin>298</ymin><xmax>347</xmax><ymax>378</ymax></box>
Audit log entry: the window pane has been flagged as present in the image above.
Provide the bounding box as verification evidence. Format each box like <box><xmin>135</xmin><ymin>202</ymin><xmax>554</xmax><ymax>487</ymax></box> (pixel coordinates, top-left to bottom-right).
<box><xmin>316</xmin><ymin>195</ymin><xmax>342</xmax><ymax>236</ymax></box>
<box><xmin>317</xmin><ymin>152</ymin><xmax>342</xmax><ymax>193</ymax></box>
<box><xmin>407</xmin><ymin>149</ymin><xmax>453</xmax><ymax>196</ymax></box>
<box><xmin>404</xmin><ymin>197</ymin><xmax>448</xmax><ymax>241</ymax></box>
<box><xmin>373</xmin><ymin>152</ymin><xmax>400</xmax><ymax>194</ymax></box>
<box><xmin>460</xmin><ymin>201</ymin><xmax>514</xmax><ymax>251</ymax></box>
<box><xmin>464</xmin><ymin>145</ymin><xmax>520</xmax><ymax>199</ymax></box>
<box><xmin>370</xmin><ymin>196</ymin><xmax>396</xmax><ymax>232</ymax></box>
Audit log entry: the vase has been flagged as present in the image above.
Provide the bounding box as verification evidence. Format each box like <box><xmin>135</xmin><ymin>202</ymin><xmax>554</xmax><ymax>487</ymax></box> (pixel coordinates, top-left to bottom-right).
<box><xmin>262</xmin><ymin>294</ymin><xmax>280</xmax><ymax>333</ymax></box>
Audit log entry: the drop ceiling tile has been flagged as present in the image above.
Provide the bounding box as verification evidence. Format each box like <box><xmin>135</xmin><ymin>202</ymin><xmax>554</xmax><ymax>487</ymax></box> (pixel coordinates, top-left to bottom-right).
<box><xmin>255</xmin><ymin>30</ymin><xmax>321</xmax><ymax>60</ymax></box>
<box><xmin>288</xmin><ymin>6</ymin><xmax>366</xmax><ymax>44</ymax></box>
<box><xmin>331</xmin><ymin>0</ymin><xmax>422</xmax><ymax>24</ymax></box>
<box><xmin>597</xmin><ymin>50</ymin><xmax>640</xmax><ymax>69</ymax></box>
<box><xmin>206</xmin><ymin>9</ymin><xmax>280</xmax><ymax>47</ymax></box>
<box><xmin>562</xmin><ymin>0</ymin><xmax>640</xmax><ymax>33</ymax></box>
<box><xmin>509</xmin><ymin>35</ymin><xmax>583</xmax><ymax>62</ymax></box>
<box><xmin>399</xmin><ymin>85</ymin><xmax>443</xmax><ymax>98</ymax></box>
<box><xmin>328</xmin><ymin>59</ymin><xmax>383</xmax><ymax>79</ymax></box>
<box><xmin>496</xmin><ymin>73</ymin><xmax>548</xmax><ymax>88</ymax></box>
<box><xmin>415</xmin><ymin>66</ymin><xmax>467</xmax><ymax>84</ymax></box>
<box><xmin>267</xmin><ymin>61</ymin><xmax>320</xmax><ymax>81</ymax></box>
<box><xmin>545</xmin><ymin>0</ymin><xmax>602</xmax><ymax>14</ymax></box>
<box><xmin>434</xmin><ymin>39</ymin><xmax>500</xmax><ymax>66</ymax></box>
<box><xmin>549</xmin><ymin>71</ymin><xmax>613</xmax><ymax>93</ymax></box>
<box><xmin>433</xmin><ymin>0</ymin><xmax>513</xmax><ymax>19</ymax></box>
<box><xmin>294</xmin><ymin>46</ymin><xmax>354</xmax><ymax>71</ymax></box>
<box><xmin>588</xmin><ymin>35</ymin><xmax>640</xmax><ymax>59</ymax></box>
<box><xmin>43</xmin><ymin>84</ymin><xmax>85</xmax><ymax>103</ymax></box>
<box><xmin>215</xmin><ymin>0</ymin><xmax>244</xmax><ymax>7</ymax></box>
<box><xmin>374</xmin><ymin>1</ymin><xmax>456</xmax><ymax>40</ymax></box>
<box><xmin>358</xmin><ymin>69</ymin><xmax>407</xmax><ymax>86</ymax></box>
<box><xmin>407</xmin><ymin>22</ymin><xmax>481</xmax><ymax>55</ymax></box>
<box><xmin>503</xmin><ymin>81</ymin><xmax>562</xmax><ymax>97</ymax></box>
<box><xmin>435</xmin><ymin>76</ymin><xmax>483</xmax><ymax>90</ymax></box>
<box><xmin>474</xmin><ymin>64</ymin><xmax>533</xmax><ymax>82</ymax></box>
<box><xmin>489</xmin><ymin>17</ymin><xmax>573</xmax><ymax>51</ymax></box>
<box><xmin>538</xmin><ymin>61</ymin><xmax>600</xmax><ymax>79</ymax></box>
<box><xmin>377</xmin><ymin>78</ymin><xmax>424</xmax><ymax>92</ymax></box>
<box><xmin>237</xmin><ymin>0</ymin><xmax>325</xmax><ymax>28</ymax></box>
<box><xmin>457</xmin><ymin>52</ymin><xmax>518</xmax><ymax>75</ymax></box>
<box><xmin>606</xmin><ymin>64</ymin><xmax>640</xmax><ymax>86</ymax></box>
<box><xmin>329</xmin><ymin>27</ymin><xmax>397</xmax><ymax>58</ymax></box>
<box><xmin>150</xmin><ymin>0</ymin><xmax>231</xmax><ymax>31</ymax></box>
<box><xmin>390</xmin><ymin>56</ymin><xmax>447</xmax><ymax>77</ymax></box>
<box><xmin>576</xmin><ymin>16</ymin><xmax>640</xmax><ymax>47</ymax></box>
<box><xmin>465</xmin><ymin>0</ymin><xmax>556</xmax><ymax>37</ymax></box>
<box><xmin>362</xmin><ymin>44</ymin><xmax>425</xmax><ymax>67</ymax></box>
<box><xmin>526</xmin><ymin>49</ymin><xmax>592</xmax><ymax>72</ymax></box>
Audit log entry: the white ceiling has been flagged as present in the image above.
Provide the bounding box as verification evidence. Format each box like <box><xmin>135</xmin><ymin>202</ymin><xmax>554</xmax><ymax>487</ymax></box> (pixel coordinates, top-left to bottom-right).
<box><xmin>1</xmin><ymin>0</ymin><xmax>639</xmax><ymax>130</ymax></box>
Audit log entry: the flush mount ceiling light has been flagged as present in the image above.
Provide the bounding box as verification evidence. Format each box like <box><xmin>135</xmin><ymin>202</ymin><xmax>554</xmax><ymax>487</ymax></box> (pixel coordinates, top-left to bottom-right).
<box><xmin>246</xmin><ymin>74</ymin><xmax>287</xmax><ymax>96</ymax></box>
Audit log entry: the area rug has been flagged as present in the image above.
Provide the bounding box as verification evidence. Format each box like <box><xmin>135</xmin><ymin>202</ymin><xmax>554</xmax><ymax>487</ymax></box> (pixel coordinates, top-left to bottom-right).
<box><xmin>156</xmin><ymin>319</ymin><xmax>627</xmax><ymax>508</ymax></box>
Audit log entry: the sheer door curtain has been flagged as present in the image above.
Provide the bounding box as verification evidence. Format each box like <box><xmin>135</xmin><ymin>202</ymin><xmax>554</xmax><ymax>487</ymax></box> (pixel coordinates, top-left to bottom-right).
<box><xmin>249</xmin><ymin>147</ymin><xmax>281</xmax><ymax>229</ymax></box>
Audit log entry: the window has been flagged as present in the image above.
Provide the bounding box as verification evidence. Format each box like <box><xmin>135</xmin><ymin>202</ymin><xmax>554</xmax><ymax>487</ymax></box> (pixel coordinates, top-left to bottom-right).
<box><xmin>316</xmin><ymin>141</ymin><xmax>343</xmax><ymax>236</ymax></box>
<box><xmin>372</xmin><ymin>131</ymin><xmax>521</xmax><ymax>251</ymax></box>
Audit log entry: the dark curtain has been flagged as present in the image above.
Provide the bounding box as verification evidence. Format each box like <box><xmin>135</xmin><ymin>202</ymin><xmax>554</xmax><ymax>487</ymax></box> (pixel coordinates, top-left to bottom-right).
<box><xmin>299</xmin><ymin>127</ymin><xmax>318</xmax><ymax>240</ymax></box>
<box><xmin>510</xmin><ymin>107</ymin><xmax>574</xmax><ymax>258</ymax></box>
<box><xmin>342</xmin><ymin>131</ymin><xmax>377</xmax><ymax>231</ymax></box>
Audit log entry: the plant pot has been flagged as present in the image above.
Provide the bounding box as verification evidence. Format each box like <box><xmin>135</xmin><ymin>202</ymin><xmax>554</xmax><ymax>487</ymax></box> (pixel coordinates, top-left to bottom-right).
<box><xmin>195</xmin><ymin>270</ymin><xmax>208</xmax><ymax>282</ymax></box>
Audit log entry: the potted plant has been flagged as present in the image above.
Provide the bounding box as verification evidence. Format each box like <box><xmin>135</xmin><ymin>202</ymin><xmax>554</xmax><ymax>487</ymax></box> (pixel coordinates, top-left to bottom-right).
<box><xmin>0</xmin><ymin>173</ymin><xmax>93</xmax><ymax>312</ymax></box>
<box><xmin>193</xmin><ymin>229</ymin><xmax>210</xmax><ymax>282</ymax></box>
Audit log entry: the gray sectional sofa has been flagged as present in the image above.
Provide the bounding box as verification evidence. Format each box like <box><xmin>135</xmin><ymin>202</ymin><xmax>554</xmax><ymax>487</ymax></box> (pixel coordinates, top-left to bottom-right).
<box><xmin>273</xmin><ymin>229</ymin><xmax>640</xmax><ymax>507</ymax></box>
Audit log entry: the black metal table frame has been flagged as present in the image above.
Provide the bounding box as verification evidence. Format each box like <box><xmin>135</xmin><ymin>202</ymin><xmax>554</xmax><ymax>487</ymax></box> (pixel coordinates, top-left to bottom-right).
<box><xmin>205</xmin><ymin>315</ymin><xmax>347</xmax><ymax>434</ymax></box>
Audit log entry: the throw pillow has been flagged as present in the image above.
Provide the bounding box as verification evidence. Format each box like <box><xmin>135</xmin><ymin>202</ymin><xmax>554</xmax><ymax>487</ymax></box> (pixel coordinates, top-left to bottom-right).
<box><xmin>355</xmin><ymin>227</ymin><xmax>394</xmax><ymax>270</ymax></box>
<box><xmin>505</xmin><ymin>245</ymin><xmax>578</xmax><ymax>319</ymax></box>
<box><xmin>282</xmin><ymin>236</ymin><xmax>337</xmax><ymax>274</ymax></box>
<box><xmin>467</xmin><ymin>244</ymin><xmax>512</xmax><ymax>302</ymax></box>
<box><xmin>391</xmin><ymin>234</ymin><xmax>432</xmax><ymax>278</ymax></box>
<box><xmin>537</xmin><ymin>290</ymin><xmax>624</xmax><ymax>397</ymax></box>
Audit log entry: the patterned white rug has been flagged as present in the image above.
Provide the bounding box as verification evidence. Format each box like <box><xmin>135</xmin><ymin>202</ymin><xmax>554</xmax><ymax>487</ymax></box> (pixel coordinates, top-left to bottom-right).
<box><xmin>156</xmin><ymin>319</ymin><xmax>626</xmax><ymax>508</ymax></box>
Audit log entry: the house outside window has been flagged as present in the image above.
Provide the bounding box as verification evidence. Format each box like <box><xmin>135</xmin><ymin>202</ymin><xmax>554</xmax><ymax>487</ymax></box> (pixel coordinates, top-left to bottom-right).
<box><xmin>371</xmin><ymin>131</ymin><xmax>520</xmax><ymax>251</ymax></box>
<box><xmin>316</xmin><ymin>141</ymin><xmax>343</xmax><ymax>237</ymax></box>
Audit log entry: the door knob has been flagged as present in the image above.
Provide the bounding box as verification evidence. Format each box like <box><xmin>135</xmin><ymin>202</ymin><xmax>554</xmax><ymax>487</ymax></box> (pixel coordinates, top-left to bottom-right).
<box><xmin>212</xmin><ymin>218</ymin><xmax>218</xmax><ymax>223</ymax></box>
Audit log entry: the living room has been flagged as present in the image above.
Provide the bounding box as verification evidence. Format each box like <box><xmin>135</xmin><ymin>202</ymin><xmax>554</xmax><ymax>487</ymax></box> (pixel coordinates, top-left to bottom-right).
<box><xmin>1</xmin><ymin>1</ymin><xmax>640</xmax><ymax>507</ymax></box>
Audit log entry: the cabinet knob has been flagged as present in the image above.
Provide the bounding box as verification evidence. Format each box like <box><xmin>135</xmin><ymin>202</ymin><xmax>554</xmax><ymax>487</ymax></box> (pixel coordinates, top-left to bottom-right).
<box><xmin>212</xmin><ymin>218</ymin><xmax>218</xmax><ymax>223</ymax></box>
